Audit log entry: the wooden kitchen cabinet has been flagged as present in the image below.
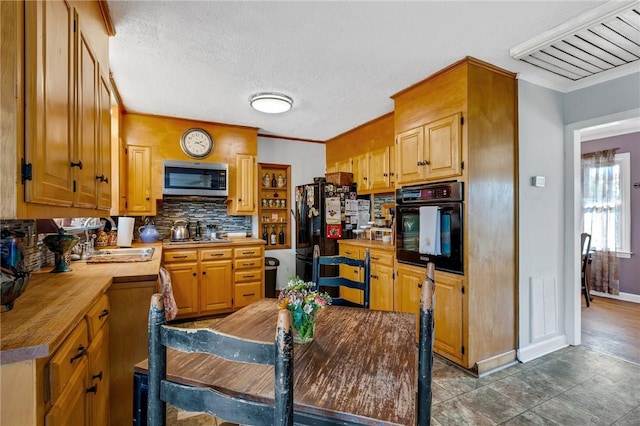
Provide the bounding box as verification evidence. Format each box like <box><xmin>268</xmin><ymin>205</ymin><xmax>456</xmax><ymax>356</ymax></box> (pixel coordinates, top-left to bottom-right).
<box><xmin>352</xmin><ymin>153</ymin><xmax>369</xmax><ymax>193</ymax></box>
<box><xmin>393</xmin><ymin>57</ymin><xmax>517</xmax><ymax>373</ymax></box>
<box><xmin>395</xmin><ymin>112</ymin><xmax>462</xmax><ymax>185</ymax></box>
<box><xmin>85</xmin><ymin>294</ymin><xmax>110</xmax><ymax>426</ymax></box>
<box><xmin>15</xmin><ymin>0</ymin><xmax>112</xmax><ymax>217</ymax></box>
<box><xmin>233</xmin><ymin>245</ymin><xmax>264</xmax><ymax>308</ymax></box>
<box><xmin>368</xmin><ymin>146</ymin><xmax>395</xmax><ymax>192</ymax></box>
<box><xmin>96</xmin><ymin>73</ymin><xmax>112</xmax><ymax>210</ymax></box>
<box><xmin>163</xmin><ymin>257</ymin><xmax>199</xmax><ymax>318</ymax></box>
<box><xmin>338</xmin><ymin>243</ymin><xmax>394</xmax><ymax>310</ymax></box>
<box><xmin>163</xmin><ymin>243</ymin><xmax>264</xmax><ymax>319</ymax></box>
<box><xmin>258</xmin><ymin>163</ymin><xmax>291</xmax><ymax>249</ymax></box>
<box><xmin>200</xmin><ymin>248</ymin><xmax>233</xmax><ymax>314</ymax></box>
<box><xmin>46</xmin><ymin>357</ymin><xmax>89</xmax><ymax>426</ymax></box>
<box><xmin>394</xmin><ymin>262</ymin><xmax>464</xmax><ymax>365</ymax></box>
<box><xmin>228</xmin><ymin>153</ymin><xmax>257</xmax><ymax>215</ymax></box>
<box><xmin>126</xmin><ymin>144</ymin><xmax>154</xmax><ymax>215</ymax></box>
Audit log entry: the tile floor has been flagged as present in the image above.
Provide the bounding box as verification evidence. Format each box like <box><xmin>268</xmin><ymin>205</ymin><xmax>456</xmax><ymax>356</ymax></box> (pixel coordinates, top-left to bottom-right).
<box><xmin>166</xmin><ymin>344</ymin><xmax>640</xmax><ymax>425</ymax></box>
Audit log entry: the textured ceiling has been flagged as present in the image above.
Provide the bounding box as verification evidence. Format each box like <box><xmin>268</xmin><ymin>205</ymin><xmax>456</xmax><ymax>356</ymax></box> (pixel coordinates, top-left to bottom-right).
<box><xmin>107</xmin><ymin>0</ymin><xmax>639</xmax><ymax>141</ymax></box>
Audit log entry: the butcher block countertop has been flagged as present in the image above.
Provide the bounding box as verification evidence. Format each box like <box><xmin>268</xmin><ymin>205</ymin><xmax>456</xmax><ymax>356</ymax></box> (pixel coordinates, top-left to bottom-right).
<box><xmin>0</xmin><ymin>242</ymin><xmax>163</xmax><ymax>364</ymax></box>
<box><xmin>337</xmin><ymin>239</ymin><xmax>395</xmax><ymax>251</ymax></box>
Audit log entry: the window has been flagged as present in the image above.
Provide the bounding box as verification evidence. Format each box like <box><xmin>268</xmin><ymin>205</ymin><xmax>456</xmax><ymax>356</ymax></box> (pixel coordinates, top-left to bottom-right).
<box><xmin>582</xmin><ymin>152</ymin><xmax>631</xmax><ymax>258</ymax></box>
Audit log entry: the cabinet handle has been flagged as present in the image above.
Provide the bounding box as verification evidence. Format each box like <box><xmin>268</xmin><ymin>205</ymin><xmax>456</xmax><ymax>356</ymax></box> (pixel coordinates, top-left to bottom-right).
<box><xmin>243</xmin><ymin>293</ymin><xmax>255</xmax><ymax>297</ymax></box>
<box><xmin>418</xmin><ymin>282</ymin><xmax>423</xmax><ymax>288</ymax></box>
<box><xmin>86</xmin><ymin>385</ymin><xmax>97</xmax><ymax>394</ymax></box>
<box><xmin>192</xmin><ymin>272</ymin><xmax>197</xmax><ymax>277</ymax></box>
<box><xmin>371</xmin><ymin>274</ymin><xmax>379</xmax><ymax>279</ymax></box>
<box><xmin>371</xmin><ymin>256</ymin><xmax>379</xmax><ymax>260</ymax></box>
<box><xmin>345</xmin><ymin>251</ymin><xmax>353</xmax><ymax>255</ymax></box>
<box><xmin>104</xmin><ymin>176</ymin><xmax>109</xmax><ymax>183</ymax></box>
<box><xmin>70</xmin><ymin>344</ymin><xmax>86</xmax><ymax>363</ymax></box>
<box><xmin>383</xmin><ymin>173</ymin><xmax>387</xmax><ymax>177</ymax></box>
<box><xmin>202</xmin><ymin>271</ymin><xmax>206</xmax><ymax>275</ymax></box>
<box><xmin>209</xmin><ymin>253</ymin><xmax>224</xmax><ymax>257</ymax></box>
<box><xmin>92</xmin><ymin>371</ymin><xmax>103</xmax><ymax>381</ymax></box>
<box><xmin>238</xmin><ymin>198</ymin><xmax>242</xmax><ymax>202</ymax></box>
<box><xmin>95</xmin><ymin>174</ymin><xmax>105</xmax><ymax>182</ymax></box>
<box><xmin>390</xmin><ymin>172</ymin><xmax>394</xmax><ymax>176</ymax></box>
<box><xmin>242</xmin><ymin>275</ymin><xmax>254</xmax><ymax>279</ymax></box>
<box><xmin>70</xmin><ymin>160</ymin><xmax>83</xmax><ymax>169</ymax></box>
<box><xmin>173</xmin><ymin>255</ymin><xmax>188</xmax><ymax>259</ymax></box>
<box><xmin>243</xmin><ymin>262</ymin><xmax>254</xmax><ymax>267</ymax></box>
<box><xmin>98</xmin><ymin>308</ymin><xmax>109</xmax><ymax>319</ymax></box>
<box><xmin>242</xmin><ymin>251</ymin><xmax>255</xmax><ymax>255</ymax></box>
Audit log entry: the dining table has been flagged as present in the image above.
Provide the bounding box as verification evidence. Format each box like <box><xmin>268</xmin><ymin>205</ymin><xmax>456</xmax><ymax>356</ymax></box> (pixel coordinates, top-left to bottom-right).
<box><xmin>135</xmin><ymin>298</ymin><xmax>418</xmax><ymax>425</ymax></box>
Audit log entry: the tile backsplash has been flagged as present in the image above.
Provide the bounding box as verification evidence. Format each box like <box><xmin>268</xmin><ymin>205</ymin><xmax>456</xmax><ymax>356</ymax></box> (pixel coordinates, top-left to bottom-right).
<box><xmin>1</xmin><ymin>198</ymin><xmax>251</xmax><ymax>272</ymax></box>
<box><xmin>141</xmin><ymin>197</ymin><xmax>252</xmax><ymax>240</ymax></box>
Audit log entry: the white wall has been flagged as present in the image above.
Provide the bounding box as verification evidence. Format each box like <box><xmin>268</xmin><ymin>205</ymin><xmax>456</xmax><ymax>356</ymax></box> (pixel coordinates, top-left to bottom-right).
<box><xmin>517</xmin><ymin>72</ymin><xmax>640</xmax><ymax>362</ymax></box>
<box><xmin>257</xmin><ymin>137</ymin><xmax>326</xmax><ymax>290</ymax></box>
<box><xmin>517</xmin><ymin>81</ymin><xmax>568</xmax><ymax>361</ymax></box>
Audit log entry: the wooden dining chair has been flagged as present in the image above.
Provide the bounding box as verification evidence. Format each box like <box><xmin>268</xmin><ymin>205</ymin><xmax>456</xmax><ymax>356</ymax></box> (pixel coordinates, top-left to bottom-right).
<box><xmin>147</xmin><ymin>294</ymin><xmax>294</xmax><ymax>426</ymax></box>
<box><xmin>581</xmin><ymin>232</ymin><xmax>592</xmax><ymax>307</ymax></box>
<box><xmin>311</xmin><ymin>244</ymin><xmax>371</xmax><ymax>308</ymax></box>
<box><xmin>418</xmin><ymin>262</ymin><xmax>436</xmax><ymax>426</ymax></box>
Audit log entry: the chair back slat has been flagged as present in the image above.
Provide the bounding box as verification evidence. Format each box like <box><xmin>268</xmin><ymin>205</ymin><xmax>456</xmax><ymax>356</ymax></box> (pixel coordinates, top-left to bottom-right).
<box><xmin>312</xmin><ymin>245</ymin><xmax>371</xmax><ymax>309</ymax></box>
<box><xmin>418</xmin><ymin>262</ymin><xmax>436</xmax><ymax>426</ymax></box>
<box><xmin>147</xmin><ymin>294</ymin><xmax>294</xmax><ymax>426</ymax></box>
<box><xmin>160</xmin><ymin>326</ymin><xmax>274</xmax><ymax>364</ymax></box>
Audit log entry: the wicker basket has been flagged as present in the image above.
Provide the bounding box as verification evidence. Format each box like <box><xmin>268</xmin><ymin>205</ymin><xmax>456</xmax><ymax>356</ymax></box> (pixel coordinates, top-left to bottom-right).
<box><xmin>325</xmin><ymin>172</ymin><xmax>353</xmax><ymax>186</ymax></box>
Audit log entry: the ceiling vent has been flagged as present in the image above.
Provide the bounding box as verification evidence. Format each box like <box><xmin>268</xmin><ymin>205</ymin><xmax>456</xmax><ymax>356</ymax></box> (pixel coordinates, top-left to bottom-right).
<box><xmin>510</xmin><ymin>1</ymin><xmax>640</xmax><ymax>81</ymax></box>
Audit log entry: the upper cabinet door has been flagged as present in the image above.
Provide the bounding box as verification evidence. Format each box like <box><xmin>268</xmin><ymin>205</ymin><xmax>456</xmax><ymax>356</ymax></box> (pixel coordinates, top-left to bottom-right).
<box><xmin>75</xmin><ymin>24</ymin><xmax>99</xmax><ymax>208</ymax></box>
<box><xmin>230</xmin><ymin>154</ymin><xmax>256</xmax><ymax>215</ymax></box>
<box><xmin>96</xmin><ymin>73</ymin><xmax>111</xmax><ymax>210</ymax></box>
<box><xmin>395</xmin><ymin>126</ymin><xmax>424</xmax><ymax>185</ymax></box>
<box><xmin>424</xmin><ymin>113</ymin><xmax>462</xmax><ymax>181</ymax></box>
<box><xmin>24</xmin><ymin>0</ymin><xmax>74</xmax><ymax>206</ymax></box>
<box><xmin>367</xmin><ymin>146</ymin><xmax>391</xmax><ymax>191</ymax></box>
<box><xmin>127</xmin><ymin>145</ymin><xmax>153</xmax><ymax>215</ymax></box>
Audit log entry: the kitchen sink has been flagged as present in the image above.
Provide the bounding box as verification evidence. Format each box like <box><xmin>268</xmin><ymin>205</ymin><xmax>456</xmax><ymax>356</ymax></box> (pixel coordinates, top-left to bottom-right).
<box><xmin>87</xmin><ymin>247</ymin><xmax>155</xmax><ymax>263</ymax></box>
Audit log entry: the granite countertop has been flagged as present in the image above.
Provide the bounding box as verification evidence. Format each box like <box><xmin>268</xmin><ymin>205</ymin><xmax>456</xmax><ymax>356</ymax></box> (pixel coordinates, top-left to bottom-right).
<box><xmin>0</xmin><ymin>242</ymin><xmax>162</xmax><ymax>364</ymax></box>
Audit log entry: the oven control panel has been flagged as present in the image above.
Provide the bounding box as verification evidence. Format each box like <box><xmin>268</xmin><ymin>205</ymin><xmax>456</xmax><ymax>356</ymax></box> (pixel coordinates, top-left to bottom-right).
<box><xmin>396</xmin><ymin>181</ymin><xmax>463</xmax><ymax>204</ymax></box>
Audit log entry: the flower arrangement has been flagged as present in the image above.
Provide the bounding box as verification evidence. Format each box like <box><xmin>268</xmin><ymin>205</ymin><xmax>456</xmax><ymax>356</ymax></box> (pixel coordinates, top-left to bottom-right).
<box><xmin>278</xmin><ymin>276</ymin><xmax>331</xmax><ymax>343</ymax></box>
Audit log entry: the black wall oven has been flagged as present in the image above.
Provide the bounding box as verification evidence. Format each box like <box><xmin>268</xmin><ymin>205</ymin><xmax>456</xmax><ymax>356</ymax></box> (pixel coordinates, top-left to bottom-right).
<box><xmin>396</xmin><ymin>181</ymin><xmax>464</xmax><ymax>274</ymax></box>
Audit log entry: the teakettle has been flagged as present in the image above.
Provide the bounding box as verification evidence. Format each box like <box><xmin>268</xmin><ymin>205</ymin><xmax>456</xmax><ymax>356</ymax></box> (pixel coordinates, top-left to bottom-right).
<box><xmin>170</xmin><ymin>220</ymin><xmax>190</xmax><ymax>241</ymax></box>
<box><xmin>138</xmin><ymin>224</ymin><xmax>159</xmax><ymax>243</ymax></box>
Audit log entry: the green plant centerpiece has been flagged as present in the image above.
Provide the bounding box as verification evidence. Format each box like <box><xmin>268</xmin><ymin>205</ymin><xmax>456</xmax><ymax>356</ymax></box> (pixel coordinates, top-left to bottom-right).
<box><xmin>278</xmin><ymin>276</ymin><xmax>331</xmax><ymax>344</ymax></box>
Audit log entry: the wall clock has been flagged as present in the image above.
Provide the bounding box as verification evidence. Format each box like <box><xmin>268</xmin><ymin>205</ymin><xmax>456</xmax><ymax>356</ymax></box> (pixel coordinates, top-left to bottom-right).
<box><xmin>180</xmin><ymin>128</ymin><xmax>213</xmax><ymax>159</ymax></box>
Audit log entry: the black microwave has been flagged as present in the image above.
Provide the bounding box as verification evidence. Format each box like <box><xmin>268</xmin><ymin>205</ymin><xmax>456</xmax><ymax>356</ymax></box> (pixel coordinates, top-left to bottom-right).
<box><xmin>162</xmin><ymin>160</ymin><xmax>228</xmax><ymax>197</ymax></box>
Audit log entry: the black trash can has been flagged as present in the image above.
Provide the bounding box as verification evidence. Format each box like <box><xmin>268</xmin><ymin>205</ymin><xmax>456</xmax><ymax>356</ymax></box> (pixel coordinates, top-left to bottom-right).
<box><xmin>265</xmin><ymin>257</ymin><xmax>280</xmax><ymax>298</ymax></box>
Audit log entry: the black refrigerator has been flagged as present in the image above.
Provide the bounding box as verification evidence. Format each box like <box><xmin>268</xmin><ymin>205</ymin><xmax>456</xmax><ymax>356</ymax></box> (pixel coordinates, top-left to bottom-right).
<box><xmin>295</xmin><ymin>178</ymin><xmax>357</xmax><ymax>283</ymax></box>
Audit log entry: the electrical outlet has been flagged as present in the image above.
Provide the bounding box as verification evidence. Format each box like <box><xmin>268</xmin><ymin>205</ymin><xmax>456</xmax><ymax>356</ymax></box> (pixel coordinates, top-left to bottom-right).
<box><xmin>531</xmin><ymin>176</ymin><xmax>545</xmax><ymax>187</ymax></box>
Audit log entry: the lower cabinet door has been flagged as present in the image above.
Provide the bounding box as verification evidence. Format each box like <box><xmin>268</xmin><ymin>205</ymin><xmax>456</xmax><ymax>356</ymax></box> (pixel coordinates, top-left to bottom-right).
<box><xmin>370</xmin><ymin>262</ymin><xmax>394</xmax><ymax>311</ymax></box>
<box><xmin>200</xmin><ymin>260</ymin><xmax>233</xmax><ymax>314</ymax></box>
<box><xmin>46</xmin><ymin>357</ymin><xmax>89</xmax><ymax>426</ymax></box>
<box><xmin>164</xmin><ymin>262</ymin><xmax>199</xmax><ymax>317</ymax></box>
<box><xmin>87</xmin><ymin>325</ymin><xmax>110</xmax><ymax>426</ymax></box>
<box><xmin>433</xmin><ymin>272</ymin><xmax>464</xmax><ymax>364</ymax></box>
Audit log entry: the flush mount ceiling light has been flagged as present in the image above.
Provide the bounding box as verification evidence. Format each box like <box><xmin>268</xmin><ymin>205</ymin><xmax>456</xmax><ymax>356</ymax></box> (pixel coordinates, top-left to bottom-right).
<box><xmin>250</xmin><ymin>93</ymin><xmax>293</xmax><ymax>114</ymax></box>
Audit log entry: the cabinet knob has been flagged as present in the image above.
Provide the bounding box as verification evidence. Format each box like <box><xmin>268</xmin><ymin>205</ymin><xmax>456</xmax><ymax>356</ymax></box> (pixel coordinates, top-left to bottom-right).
<box><xmin>202</xmin><ymin>271</ymin><xmax>206</xmax><ymax>275</ymax></box>
<box><xmin>86</xmin><ymin>385</ymin><xmax>98</xmax><ymax>394</ymax></box>
<box><xmin>192</xmin><ymin>272</ymin><xmax>197</xmax><ymax>277</ymax></box>
<box><xmin>70</xmin><ymin>160</ymin><xmax>83</xmax><ymax>170</ymax></box>
<box><xmin>92</xmin><ymin>371</ymin><xmax>103</xmax><ymax>381</ymax></box>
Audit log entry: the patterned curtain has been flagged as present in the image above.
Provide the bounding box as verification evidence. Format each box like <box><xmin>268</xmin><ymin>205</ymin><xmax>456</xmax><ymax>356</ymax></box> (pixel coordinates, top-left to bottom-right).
<box><xmin>581</xmin><ymin>149</ymin><xmax>620</xmax><ymax>295</ymax></box>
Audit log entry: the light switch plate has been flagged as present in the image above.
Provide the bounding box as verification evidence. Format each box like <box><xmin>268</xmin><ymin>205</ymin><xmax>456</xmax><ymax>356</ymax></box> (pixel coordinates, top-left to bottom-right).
<box><xmin>531</xmin><ymin>176</ymin><xmax>546</xmax><ymax>187</ymax></box>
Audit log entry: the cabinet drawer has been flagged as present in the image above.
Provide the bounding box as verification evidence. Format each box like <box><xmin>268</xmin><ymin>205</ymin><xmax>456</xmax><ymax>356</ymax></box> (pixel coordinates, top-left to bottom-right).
<box><xmin>86</xmin><ymin>294</ymin><xmax>110</xmax><ymax>340</ymax></box>
<box><xmin>234</xmin><ymin>246</ymin><xmax>263</xmax><ymax>259</ymax></box>
<box><xmin>49</xmin><ymin>320</ymin><xmax>89</xmax><ymax>403</ymax></box>
<box><xmin>339</xmin><ymin>245</ymin><xmax>362</xmax><ymax>259</ymax></box>
<box><xmin>200</xmin><ymin>248</ymin><xmax>233</xmax><ymax>261</ymax></box>
<box><xmin>369</xmin><ymin>249</ymin><xmax>393</xmax><ymax>266</ymax></box>
<box><xmin>234</xmin><ymin>257</ymin><xmax>264</xmax><ymax>270</ymax></box>
<box><xmin>163</xmin><ymin>250</ymin><xmax>198</xmax><ymax>263</ymax></box>
<box><xmin>234</xmin><ymin>269</ymin><xmax>262</xmax><ymax>283</ymax></box>
<box><xmin>234</xmin><ymin>282</ymin><xmax>262</xmax><ymax>308</ymax></box>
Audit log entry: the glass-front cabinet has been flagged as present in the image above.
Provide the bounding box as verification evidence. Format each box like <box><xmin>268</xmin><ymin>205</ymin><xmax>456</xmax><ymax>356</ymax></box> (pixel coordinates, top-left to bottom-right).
<box><xmin>258</xmin><ymin>163</ymin><xmax>291</xmax><ymax>250</ymax></box>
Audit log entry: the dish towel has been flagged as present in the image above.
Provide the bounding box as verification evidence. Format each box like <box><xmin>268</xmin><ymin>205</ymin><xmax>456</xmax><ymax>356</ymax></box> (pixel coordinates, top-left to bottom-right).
<box><xmin>158</xmin><ymin>266</ymin><xmax>178</xmax><ymax>321</ymax></box>
<box><xmin>419</xmin><ymin>206</ymin><xmax>441</xmax><ymax>255</ymax></box>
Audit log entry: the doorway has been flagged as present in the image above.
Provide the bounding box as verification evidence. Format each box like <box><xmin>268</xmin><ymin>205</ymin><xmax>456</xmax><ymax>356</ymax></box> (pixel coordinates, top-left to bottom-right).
<box><xmin>565</xmin><ymin>110</ymin><xmax>640</xmax><ymax>353</ymax></box>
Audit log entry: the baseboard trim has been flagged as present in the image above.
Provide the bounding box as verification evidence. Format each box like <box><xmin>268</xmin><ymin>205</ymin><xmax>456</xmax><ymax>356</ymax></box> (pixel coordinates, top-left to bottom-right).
<box><xmin>590</xmin><ymin>291</ymin><xmax>640</xmax><ymax>304</ymax></box>
<box><xmin>517</xmin><ymin>335</ymin><xmax>568</xmax><ymax>363</ymax></box>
